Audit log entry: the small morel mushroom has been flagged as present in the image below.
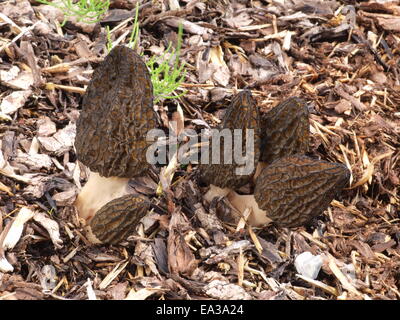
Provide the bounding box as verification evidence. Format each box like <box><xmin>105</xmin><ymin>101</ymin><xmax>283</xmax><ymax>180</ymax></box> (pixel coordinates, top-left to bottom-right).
<box><xmin>253</xmin><ymin>155</ymin><xmax>350</xmax><ymax>227</ymax></box>
<box><xmin>260</xmin><ymin>97</ymin><xmax>309</xmax><ymax>164</ymax></box>
<box><xmin>199</xmin><ymin>90</ymin><xmax>261</xmax><ymax>202</ymax></box>
<box><xmin>223</xmin><ymin>155</ymin><xmax>350</xmax><ymax>227</ymax></box>
<box><xmin>86</xmin><ymin>194</ymin><xmax>150</xmax><ymax>244</ymax></box>
<box><xmin>74</xmin><ymin>45</ymin><xmax>157</xmax><ymax>222</ymax></box>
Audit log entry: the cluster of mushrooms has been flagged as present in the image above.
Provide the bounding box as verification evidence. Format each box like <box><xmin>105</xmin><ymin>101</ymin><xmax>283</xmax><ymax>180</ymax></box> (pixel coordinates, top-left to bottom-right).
<box><xmin>74</xmin><ymin>45</ymin><xmax>350</xmax><ymax>245</ymax></box>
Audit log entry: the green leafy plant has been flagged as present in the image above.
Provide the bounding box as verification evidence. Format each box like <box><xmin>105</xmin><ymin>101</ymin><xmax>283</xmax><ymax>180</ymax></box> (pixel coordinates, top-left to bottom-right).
<box><xmin>146</xmin><ymin>25</ymin><xmax>187</xmax><ymax>103</ymax></box>
<box><xmin>127</xmin><ymin>3</ymin><xmax>140</xmax><ymax>51</ymax></box>
<box><xmin>105</xmin><ymin>25</ymin><xmax>113</xmax><ymax>53</ymax></box>
<box><xmin>36</xmin><ymin>0</ymin><xmax>110</xmax><ymax>26</ymax></box>
<box><xmin>106</xmin><ymin>5</ymin><xmax>186</xmax><ymax>103</ymax></box>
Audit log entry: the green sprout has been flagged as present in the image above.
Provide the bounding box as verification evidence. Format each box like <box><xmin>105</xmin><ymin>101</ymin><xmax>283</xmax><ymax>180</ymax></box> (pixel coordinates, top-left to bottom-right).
<box><xmin>47</xmin><ymin>207</ymin><xmax>55</xmax><ymax>217</ymax></box>
<box><xmin>146</xmin><ymin>25</ymin><xmax>187</xmax><ymax>103</ymax></box>
<box><xmin>106</xmin><ymin>25</ymin><xmax>113</xmax><ymax>53</ymax></box>
<box><xmin>127</xmin><ymin>3</ymin><xmax>140</xmax><ymax>51</ymax></box>
<box><xmin>106</xmin><ymin>5</ymin><xmax>186</xmax><ymax>103</ymax></box>
<box><xmin>36</xmin><ymin>0</ymin><xmax>110</xmax><ymax>26</ymax></box>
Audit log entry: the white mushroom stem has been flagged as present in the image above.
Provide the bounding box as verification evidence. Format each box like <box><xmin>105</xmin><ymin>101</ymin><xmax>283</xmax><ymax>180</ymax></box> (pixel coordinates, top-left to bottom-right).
<box><xmin>204</xmin><ymin>184</ymin><xmax>272</xmax><ymax>227</ymax></box>
<box><xmin>75</xmin><ymin>171</ymin><xmax>130</xmax><ymax>222</ymax></box>
<box><xmin>226</xmin><ymin>191</ymin><xmax>272</xmax><ymax>227</ymax></box>
<box><xmin>203</xmin><ymin>184</ymin><xmax>231</xmax><ymax>203</ymax></box>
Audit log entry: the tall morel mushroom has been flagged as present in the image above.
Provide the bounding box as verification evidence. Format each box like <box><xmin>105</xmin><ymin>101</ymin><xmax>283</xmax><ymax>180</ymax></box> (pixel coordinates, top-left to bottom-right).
<box><xmin>199</xmin><ymin>90</ymin><xmax>261</xmax><ymax>202</ymax></box>
<box><xmin>260</xmin><ymin>97</ymin><xmax>309</xmax><ymax>164</ymax></box>
<box><xmin>74</xmin><ymin>45</ymin><xmax>157</xmax><ymax>222</ymax></box>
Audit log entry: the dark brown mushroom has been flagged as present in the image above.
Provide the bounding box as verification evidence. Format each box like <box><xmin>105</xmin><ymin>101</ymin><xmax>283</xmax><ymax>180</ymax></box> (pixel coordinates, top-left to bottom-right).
<box><xmin>199</xmin><ymin>90</ymin><xmax>261</xmax><ymax>202</ymax></box>
<box><xmin>229</xmin><ymin>155</ymin><xmax>350</xmax><ymax>227</ymax></box>
<box><xmin>254</xmin><ymin>155</ymin><xmax>350</xmax><ymax>227</ymax></box>
<box><xmin>260</xmin><ymin>97</ymin><xmax>309</xmax><ymax>164</ymax></box>
<box><xmin>74</xmin><ymin>45</ymin><xmax>157</xmax><ymax>222</ymax></box>
<box><xmin>86</xmin><ymin>194</ymin><xmax>150</xmax><ymax>244</ymax></box>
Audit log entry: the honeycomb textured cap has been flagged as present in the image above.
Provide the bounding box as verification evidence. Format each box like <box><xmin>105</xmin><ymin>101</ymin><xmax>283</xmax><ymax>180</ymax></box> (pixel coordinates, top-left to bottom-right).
<box><xmin>199</xmin><ymin>90</ymin><xmax>261</xmax><ymax>189</ymax></box>
<box><xmin>260</xmin><ymin>97</ymin><xmax>309</xmax><ymax>164</ymax></box>
<box><xmin>75</xmin><ymin>45</ymin><xmax>157</xmax><ymax>178</ymax></box>
<box><xmin>89</xmin><ymin>194</ymin><xmax>150</xmax><ymax>244</ymax></box>
<box><xmin>254</xmin><ymin>155</ymin><xmax>350</xmax><ymax>227</ymax></box>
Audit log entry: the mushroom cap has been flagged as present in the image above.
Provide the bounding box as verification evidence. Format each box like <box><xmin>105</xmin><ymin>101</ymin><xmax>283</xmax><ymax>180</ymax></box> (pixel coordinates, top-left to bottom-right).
<box><xmin>260</xmin><ymin>97</ymin><xmax>309</xmax><ymax>164</ymax></box>
<box><xmin>88</xmin><ymin>194</ymin><xmax>150</xmax><ymax>244</ymax></box>
<box><xmin>199</xmin><ymin>90</ymin><xmax>261</xmax><ymax>189</ymax></box>
<box><xmin>254</xmin><ymin>155</ymin><xmax>350</xmax><ymax>227</ymax></box>
<box><xmin>75</xmin><ymin>45</ymin><xmax>157</xmax><ymax>178</ymax></box>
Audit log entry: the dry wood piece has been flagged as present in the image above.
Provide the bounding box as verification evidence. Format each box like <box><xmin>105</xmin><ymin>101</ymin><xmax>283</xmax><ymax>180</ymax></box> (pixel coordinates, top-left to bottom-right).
<box><xmin>260</xmin><ymin>97</ymin><xmax>309</xmax><ymax>164</ymax></box>
<box><xmin>199</xmin><ymin>90</ymin><xmax>261</xmax><ymax>194</ymax></box>
<box><xmin>87</xmin><ymin>195</ymin><xmax>150</xmax><ymax>244</ymax></box>
<box><xmin>254</xmin><ymin>155</ymin><xmax>350</xmax><ymax>227</ymax></box>
<box><xmin>74</xmin><ymin>45</ymin><xmax>157</xmax><ymax>222</ymax></box>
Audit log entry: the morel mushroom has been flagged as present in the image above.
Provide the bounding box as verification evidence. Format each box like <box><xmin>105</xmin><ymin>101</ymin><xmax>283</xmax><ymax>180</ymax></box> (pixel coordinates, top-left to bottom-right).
<box><xmin>255</xmin><ymin>155</ymin><xmax>350</xmax><ymax>226</ymax></box>
<box><xmin>86</xmin><ymin>194</ymin><xmax>150</xmax><ymax>244</ymax></box>
<box><xmin>223</xmin><ymin>155</ymin><xmax>350</xmax><ymax>227</ymax></box>
<box><xmin>253</xmin><ymin>97</ymin><xmax>310</xmax><ymax>179</ymax></box>
<box><xmin>260</xmin><ymin>97</ymin><xmax>309</xmax><ymax>164</ymax></box>
<box><xmin>199</xmin><ymin>90</ymin><xmax>261</xmax><ymax>202</ymax></box>
<box><xmin>74</xmin><ymin>45</ymin><xmax>157</xmax><ymax>222</ymax></box>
